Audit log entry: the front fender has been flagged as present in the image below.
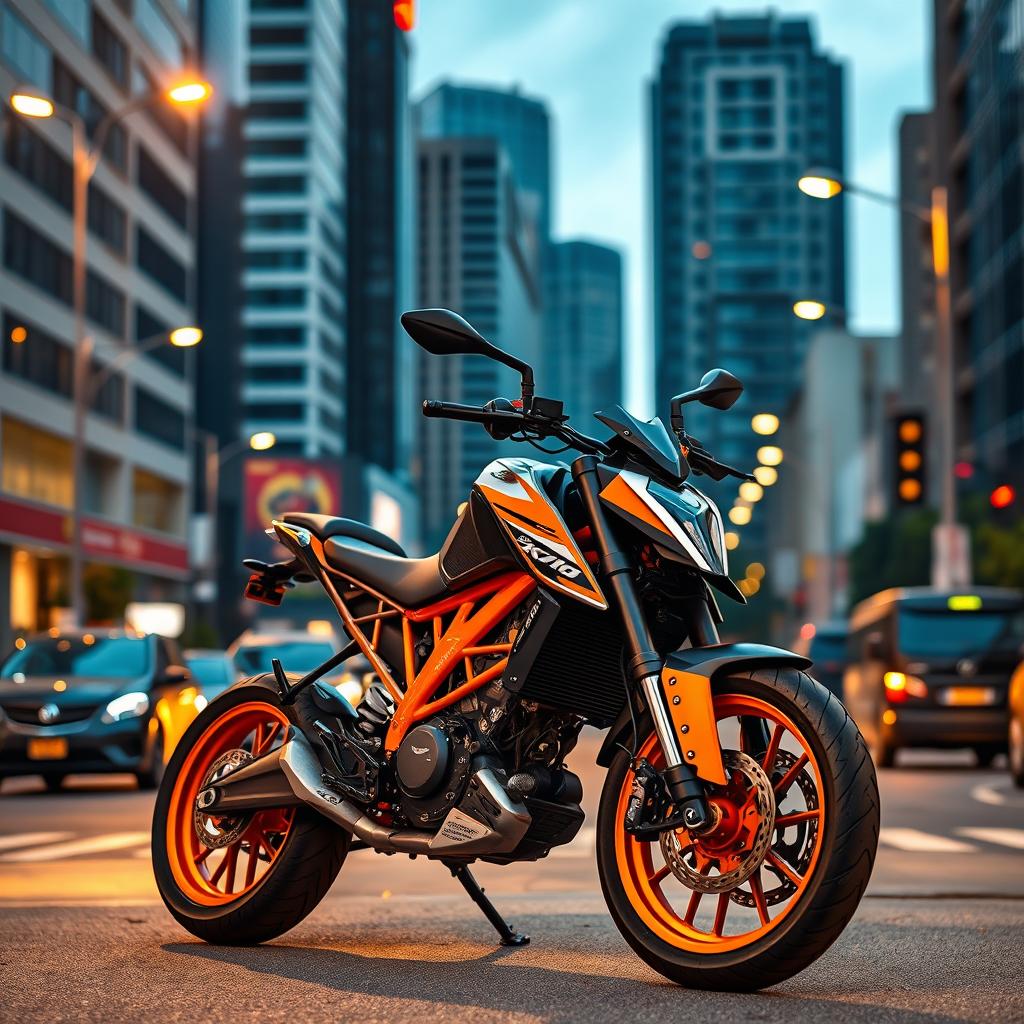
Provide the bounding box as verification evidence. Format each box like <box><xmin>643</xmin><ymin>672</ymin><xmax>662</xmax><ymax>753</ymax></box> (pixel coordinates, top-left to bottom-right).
<box><xmin>596</xmin><ymin>643</ymin><xmax>812</xmax><ymax>780</ymax></box>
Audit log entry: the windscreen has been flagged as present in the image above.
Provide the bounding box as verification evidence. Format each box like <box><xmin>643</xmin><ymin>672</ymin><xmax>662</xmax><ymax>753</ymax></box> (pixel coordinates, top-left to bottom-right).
<box><xmin>1</xmin><ymin>637</ymin><xmax>150</xmax><ymax>679</ymax></box>
<box><xmin>897</xmin><ymin>608</ymin><xmax>1024</xmax><ymax>659</ymax></box>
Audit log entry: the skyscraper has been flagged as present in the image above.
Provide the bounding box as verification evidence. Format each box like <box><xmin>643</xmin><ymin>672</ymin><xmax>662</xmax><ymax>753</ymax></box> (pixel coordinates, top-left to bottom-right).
<box><xmin>933</xmin><ymin>0</ymin><xmax>1023</xmax><ymax>499</ymax></box>
<box><xmin>345</xmin><ymin>0</ymin><xmax>414</xmax><ymax>489</ymax></box>
<box><xmin>650</xmin><ymin>13</ymin><xmax>846</xmax><ymax>479</ymax></box>
<box><xmin>415</xmin><ymin>136</ymin><xmax>542</xmax><ymax>548</ymax></box>
<box><xmin>417</xmin><ymin>81</ymin><xmax>552</xmax><ymax>241</ymax></box>
<box><xmin>0</xmin><ymin>0</ymin><xmax>199</xmax><ymax>641</ymax></box>
<box><xmin>544</xmin><ymin>239</ymin><xmax>623</xmax><ymax>422</ymax></box>
<box><xmin>201</xmin><ymin>0</ymin><xmax>347</xmax><ymax>461</ymax></box>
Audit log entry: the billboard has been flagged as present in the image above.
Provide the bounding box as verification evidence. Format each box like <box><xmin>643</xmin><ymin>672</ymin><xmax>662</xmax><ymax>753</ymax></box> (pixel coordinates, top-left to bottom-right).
<box><xmin>243</xmin><ymin>458</ymin><xmax>342</xmax><ymax>560</ymax></box>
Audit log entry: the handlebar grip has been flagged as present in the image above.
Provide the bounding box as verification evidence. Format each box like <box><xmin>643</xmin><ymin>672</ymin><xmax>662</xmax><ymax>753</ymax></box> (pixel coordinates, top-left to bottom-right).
<box><xmin>422</xmin><ymin>400</ymin><xmax>490</xmax><ymax>422</ymax></box>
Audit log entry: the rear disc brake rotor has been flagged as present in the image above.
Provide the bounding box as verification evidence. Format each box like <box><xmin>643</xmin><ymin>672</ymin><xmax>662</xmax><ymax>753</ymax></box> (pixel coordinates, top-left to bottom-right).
<box><xmin>660</xmin><ymin>750</ymin><xmax>775</xmax><ymax>894</ymax></box>
<box><xmin>193</xmin><ymin>748</ymin><xmax>253</xmax><ymax>849</ymax></box>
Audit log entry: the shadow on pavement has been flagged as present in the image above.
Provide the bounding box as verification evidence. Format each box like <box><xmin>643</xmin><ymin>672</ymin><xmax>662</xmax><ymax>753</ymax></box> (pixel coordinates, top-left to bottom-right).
<box><xmin>161</xmin><ymin>910</ymin><xmax>980</xmax><ymax>1024</ymax></box>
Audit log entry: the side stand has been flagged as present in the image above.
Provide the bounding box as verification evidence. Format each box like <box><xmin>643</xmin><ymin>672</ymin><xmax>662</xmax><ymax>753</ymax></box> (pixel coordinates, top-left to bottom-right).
<box><xmin>444</xmin><ymin>861</ymin><xmax>530</xmax><ymax>947</ymax></box>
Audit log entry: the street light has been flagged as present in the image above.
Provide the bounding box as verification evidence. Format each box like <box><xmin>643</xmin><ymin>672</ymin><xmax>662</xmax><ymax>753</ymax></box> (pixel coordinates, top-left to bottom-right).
<box><xmin>751</xmin><ymin>412</ymin><xmax>779</xmax><ymax>436</ymax></box>
<box><xmin>757</xmin><ymin>445</ymin><xmax>784</xmax><ymax>467</ymax></box>
<box><xmin>797</xmin><ymin>166</ymin><xmax>962</xmax><ymax>587</ymax></box>
<box><xmin>753</xmin><ymin>465</ymin><xmax>778</xmax><ymax>487</ymax></box>
<box><xmin>739</xmin><ymin>481</ymin><xmax>764</xmax><ymax>503</ymax></box>
<box><xmin>793</xmin><ymin>299</ymin><xmax>827</xmax><ymax>321</ymax></box>
<box><xmin>8</xmin><ymin>81</ymin><xmax>211</xmax><ymax>627</ymax></box>
<box><xmin>196</xmin><ymin>431</ymin><xmax>277</xmax><ymax>604</ymax></box>
<box><xmin>86</xmin><ymin>328</ymin><xmax>204</xmax><ymax>403</ymax></box>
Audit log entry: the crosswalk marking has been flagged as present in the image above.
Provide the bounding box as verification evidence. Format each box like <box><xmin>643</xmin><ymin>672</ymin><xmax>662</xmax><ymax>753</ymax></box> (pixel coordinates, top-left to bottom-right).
<box><xmin>879</xmin><ymin>828</ymin><xmax>975</xmax><ymax>853</ymax></box>
<box><xmin>0</xmin><ymin>831</ymin><xmax>149</xmax><ymax>863</ymax></box>
<box><xmin>957</xmin><ymin>827</ymin><xmax>1024</xmax><ymax>851</ymax></box>
<box><xmin>0</xmin><ymin>832</ymin><xmax>73</xmax><ymax>853</ymax></box>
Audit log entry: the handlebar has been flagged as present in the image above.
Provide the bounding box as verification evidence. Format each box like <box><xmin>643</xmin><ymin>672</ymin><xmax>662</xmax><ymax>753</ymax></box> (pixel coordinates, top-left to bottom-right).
<box><xmin>422</xmin><ymin>400</ymin><xmax>524</xmax><ymax>426</ymax></box>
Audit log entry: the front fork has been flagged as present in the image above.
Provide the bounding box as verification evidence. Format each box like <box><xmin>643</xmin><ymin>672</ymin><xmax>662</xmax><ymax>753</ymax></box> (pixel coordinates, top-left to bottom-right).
<box><xmin>572</xmin><ymin>456</ymin><xmax>714</xmax><ymax>831</ymax></box>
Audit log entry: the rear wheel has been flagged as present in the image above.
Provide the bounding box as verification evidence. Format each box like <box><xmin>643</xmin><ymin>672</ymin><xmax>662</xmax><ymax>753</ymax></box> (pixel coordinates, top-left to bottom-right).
<box><xmin>597</xmin><ymin>669</ymin><xmax>878</xmax><ymax>991</ymax></box>
<box><xmin>871</xmin><ymin>731</ymin><xmax>896</xmax><ymax>769</ymax></box>
<box><xmin>152</xmin><ymin>683</ymin><xmax>349</xmax><ymax>944</ymax></box>
<box><xmin>135</xmin><ymin>726</ymin><xmax>166</xmax><ymax>790</ymax></box>
<box><xmin>973</xmin><ymin>744</ymin><xmax>1000</xmax><ymax>769</ymax></box>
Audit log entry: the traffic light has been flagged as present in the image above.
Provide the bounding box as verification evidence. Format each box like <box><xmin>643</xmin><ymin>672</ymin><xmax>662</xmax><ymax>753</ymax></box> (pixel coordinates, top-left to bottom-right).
<box><xmin>893</xmin><ymin>413</ymin><xmax>926</xmax><ymax>506</ymax></box>
<box><xmin>990</xmin><ymin>484</ymin><xmax>1016</xmax><ymax>510</ymax></box>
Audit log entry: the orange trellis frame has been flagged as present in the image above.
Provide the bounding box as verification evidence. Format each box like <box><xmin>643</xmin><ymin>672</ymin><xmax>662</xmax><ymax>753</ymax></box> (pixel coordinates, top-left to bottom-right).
<box><xmin>317</xmin><ymin>561</ymin><xmax>536</xmax><ymax>755</ymax></box>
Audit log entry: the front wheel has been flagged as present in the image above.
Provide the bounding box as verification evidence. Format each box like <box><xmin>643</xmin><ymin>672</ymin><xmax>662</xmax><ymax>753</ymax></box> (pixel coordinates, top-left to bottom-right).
<box><xmin>152</xmin><ymin>682</ymin><xmax>349</xmax><ymax>945</ymax></box>
<box><xmin>597</xmin><ymin>669</ymin><xmax>879</xmax><ymax>991</ymax></box>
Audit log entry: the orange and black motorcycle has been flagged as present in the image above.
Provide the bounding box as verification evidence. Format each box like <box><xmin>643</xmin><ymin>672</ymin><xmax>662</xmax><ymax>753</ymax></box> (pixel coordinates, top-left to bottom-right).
<box><xmin>152</xmin><ymin>309</ymin><xmax>879</xmax><ymax>990</ymax></box>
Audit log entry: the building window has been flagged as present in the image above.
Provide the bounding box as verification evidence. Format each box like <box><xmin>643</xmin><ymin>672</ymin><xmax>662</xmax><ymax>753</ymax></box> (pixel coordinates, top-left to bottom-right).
<box><xmin>91</xmin><ymin>7</ymin><xmax>128</xmax><ymax>89</ymax></box>
<box><xmin>51</xmin><ymin>57</ymin><xmax>128</xmax><ymax>171</ymax></box>
<box><xmin>244</xmin><ymin>288</ymin><xmax>305</xmax><ymax>308</ymax></box>
<box><xmin>250</xmin><ymin>0</ymin><xmax>308</xmax><ymax>10</ymax></box>
<box><xmin>2</xmin><ymin>310</ymin><xmax>71</xmax><ymax>398</ymax></box>
<box><xmin>245</xmin><ymin>175</ymin><xmax>306</xmax><ymax>194</ymax></box>
<box><xmin>136</xmin><ymin>226</ymin><xmax>188</xmax><ymax>301</ymax></box>
<box><xmin>250</xmin><ymin>25</ymin><xmax>307</xmax><ymax>45</ymax></box>
<box><xmin>135</xmin><ymin>387</ymin><xmax>185</xmax><ymax>449</ymax></box>
<box><xmin>243</xmin><ymin>402</ymin><xmax>304</xmax><ymax>420</ymax></box>
<box><xmin>0</xmin><ymin>416</ymin><xmax>73</xmax><ymax>509</ymax></box>
<box><xmin>137</xmin><ymin>145</ymin><xmax>188</xmax><ymax>227</ymax></box>
<box><xmin>245</xmin><ymin>326</ymin><xmax>305</xmax><ymax>345</ymax></box>
<box><xmin>249</xmin><ymin>63</ymin><xmax>308</xmax><ymax>84</ymax></box>
<box><xmin>244</xmin><ymin>250</ymin><xmax>307</xmax><ymax>269</ymax></box>
<box><xmin>134</xmin><ymin>64</ymin><xmax>189</xmax><ymax>155</ymax></box>
<box><xmin>86</xmin><ymin>269</ymin><xmax>126</xmax><ymax>336</ymax></box>
<box><xmin>247</xmin><ymin>100</ymin><xmax>307</xmax><ymax>120</ymax></box>
<box><xmin>132</xmin><ymin>468</ymin><xmax>182</xmax><ymax>533</ymax></box>
<box><xmin>245</xmin><ymin>363</ymin><xmax>305</xmax><ymax>382</ymax></box>
<box><xmin>134</xmin><ymin>0</ymin><xmax>183</xmax><ymax>67</ymax></box>
<box><xmin>135</xmin><ymin>305</ymin><xmax>185</xmax><ymax>376</ymax></box>
<box><xmin>244</xmin><ymin>211</ymin><xmax>307</xmax><ymax>232</ymax></box>
<box><xmin>42</xmin><ymin>0</ymin><xmax>89</xmax><ymax>45</ymax></box>
<box><xmin>2</xmin><ymin>6</ymin><xmax>51</xmax><ymax>89</ymax></box>
<box><xmin>245</xmin><ymin>137</ymin><xmax>308</xmax><ymax>157</ymax></box>
<box><xmin>3</xmin><ymin>208</ymin><xmax>72</xmax><ymax>304</ymax></box>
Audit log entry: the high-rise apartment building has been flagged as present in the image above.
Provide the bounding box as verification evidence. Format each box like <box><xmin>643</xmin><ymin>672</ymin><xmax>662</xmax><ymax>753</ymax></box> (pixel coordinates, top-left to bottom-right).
<box><xmin>201</xmin><ymin>0</ymin><xmax>346</xmax><ymax>461</ymax></box>
<box><xmin>0</xmin><ymin>0</ymin><xmax>199</xmax><ymax>642</ymax></box>
<box><xmin>651</xmin><ymin>13</ymin><xmax>846</xmax><ymax>478</ymax></box>
<box><xmin>933</xmin><ymin>0</ymin><xmax>1023</xmax><ymax>497</ymax></box>
<box><xmin>415</xmin><ymin>136</ymin><xmax>542</xmax><ymax>548</ymax></box>
<box><xmin>543</xmin><ymin>239</ymin><xmax>623</xmax><ymax>421</ymax></box>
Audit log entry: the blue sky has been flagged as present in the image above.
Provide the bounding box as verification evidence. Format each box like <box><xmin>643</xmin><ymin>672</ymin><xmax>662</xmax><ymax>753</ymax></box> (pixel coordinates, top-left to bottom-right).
<box><xmin>410</xmin><ymin>1</ymin><xmax>930</xmax><ymax>413</ymax></box>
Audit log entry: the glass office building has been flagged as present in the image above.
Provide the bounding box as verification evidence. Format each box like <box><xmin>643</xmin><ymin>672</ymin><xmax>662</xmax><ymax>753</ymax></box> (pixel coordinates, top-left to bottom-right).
<box><xmin>650</xmin><ymin>13</ymin><xmax>846</xmax><ymax>491</ymax></box>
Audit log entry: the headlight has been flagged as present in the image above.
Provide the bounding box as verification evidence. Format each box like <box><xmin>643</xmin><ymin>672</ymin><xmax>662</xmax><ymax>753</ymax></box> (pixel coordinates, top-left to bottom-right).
<box><xmin>101</xmin><ymin>691</ymin><xmax>151</xmax><ymax>723</ymax></box>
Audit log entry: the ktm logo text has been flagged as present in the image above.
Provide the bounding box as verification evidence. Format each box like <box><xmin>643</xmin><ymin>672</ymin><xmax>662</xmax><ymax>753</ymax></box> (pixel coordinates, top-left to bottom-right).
<box><xmin>516</xmin><ymin>534</ymin><xmax>582</xmax><ymax>579</ymax></box>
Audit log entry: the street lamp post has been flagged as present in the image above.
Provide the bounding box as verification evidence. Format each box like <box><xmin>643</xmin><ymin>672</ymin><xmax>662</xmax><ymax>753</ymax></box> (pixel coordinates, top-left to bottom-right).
<box><xmin>796</xmin><ymin>169</ymin><xmax>964</xmax><ymax>588</ymax></box>
<box><xmin>193</xmin><ymin>431</ymin><xmax>277</xmax><ymax>607</ymax></box>
<box><xmin>9</xmin><ymin>80</ymin><xmax>211</xmax><ymax>626</ymax></box>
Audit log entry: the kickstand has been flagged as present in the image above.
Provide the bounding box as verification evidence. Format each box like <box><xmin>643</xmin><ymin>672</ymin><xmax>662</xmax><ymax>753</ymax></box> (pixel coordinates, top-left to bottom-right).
<box><xmin>444</xmin><ymin>861</ymin><xmax>530</xmax><ymax>947</ymax></box>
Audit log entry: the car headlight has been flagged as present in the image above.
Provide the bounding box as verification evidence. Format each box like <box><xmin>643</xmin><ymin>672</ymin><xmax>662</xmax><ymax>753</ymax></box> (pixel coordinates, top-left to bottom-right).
<box><xmin>101</xmin><ymin>691</ymin><xmax>151</xmax><ymax>723</ymax></box>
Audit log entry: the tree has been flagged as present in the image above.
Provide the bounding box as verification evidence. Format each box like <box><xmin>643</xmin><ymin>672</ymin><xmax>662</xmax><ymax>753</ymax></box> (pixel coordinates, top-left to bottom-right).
<box><xmin>83</xmin><ymin>564</ymin><xmax>134</xmax><ymax>624</ymax></box>
<box><xmin>847</xmin><ymin>509</ymin><xmax>936</xmax><ymax>609</ymax></box>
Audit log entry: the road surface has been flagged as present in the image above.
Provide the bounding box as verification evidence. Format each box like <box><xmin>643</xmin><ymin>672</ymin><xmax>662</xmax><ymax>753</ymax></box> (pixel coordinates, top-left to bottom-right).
<box><xmin>1</xmin><ymin>735</ymin><xmax>1022</xmax><ymax>1022</ymax></box>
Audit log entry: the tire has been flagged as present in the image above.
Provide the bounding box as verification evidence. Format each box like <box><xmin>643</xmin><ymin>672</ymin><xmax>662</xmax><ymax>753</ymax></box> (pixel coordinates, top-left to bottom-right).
<box><xmin>41</xmin><ymin>773</ymin><xmax>66</xmax><ymax>792</ymax></box>
<box><xmin>135</xmin><ymin>726</ymin><xmax>166</xmax><ymax>791</ymax></box>
<box><xmin>1010</xmin><ymin>714</ymin><xmax>1024</xmax><ymax>789</ymax></box>
<box><xmin>973</xmin><ymin>744</ymin><xmax>1001</xmax><ymax>769</ymax></box>
<box><xmin>152</xmin><ymin>680</ymin><xmax>350</xmax><ymax>945</ymax></box>
<box><xmin>872</xmin><ymin>734</ymin><xmax>896</xmax><ymax>769</ymax></box>
<box><xmin>597</xmin><ymin>668</ymin><xmax>879</xmax><ymax>991</ymax></box>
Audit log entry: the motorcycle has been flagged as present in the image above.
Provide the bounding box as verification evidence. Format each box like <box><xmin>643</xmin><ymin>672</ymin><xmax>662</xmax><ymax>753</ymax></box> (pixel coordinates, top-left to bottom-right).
<box><xmin>152</xmin><ymin>308</ymin><xmax>879</xmax><ymax>990</ymax></box>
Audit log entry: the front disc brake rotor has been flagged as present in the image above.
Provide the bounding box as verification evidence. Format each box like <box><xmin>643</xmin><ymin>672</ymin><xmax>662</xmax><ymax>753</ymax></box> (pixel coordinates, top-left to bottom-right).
<box><xmin>193</xmin><ymin>748</ymin><xmax>253</xmax><ymax>849</ymax></box>
<box><xmin>660</xmin><ymin>750</ymin><xmax>775</xmax><ymax>894</ymax></box>
<box><xmin>733</xmin><ymin>748</ymin><xmax>819</xmax><ymax>907</ymax></box>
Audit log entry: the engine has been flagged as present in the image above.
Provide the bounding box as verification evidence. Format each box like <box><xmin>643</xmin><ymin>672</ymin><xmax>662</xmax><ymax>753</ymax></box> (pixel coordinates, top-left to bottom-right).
<box><xmin>393</xmin><ymin>717</ymin><xmax>474</xmax><ymax>827</ymax></box>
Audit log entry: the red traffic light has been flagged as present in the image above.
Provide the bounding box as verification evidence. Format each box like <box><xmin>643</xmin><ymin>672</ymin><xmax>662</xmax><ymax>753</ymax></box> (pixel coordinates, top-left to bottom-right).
<box><xmin>990</xmin><ymin>484</ymin><xmax>1015</xmax><ymax>509</ymax></box>
<box><xmin>393</xmin><ymin>1</ymin><xmax>414</xmax><ymax>30</ymax></box>
<box><xmin>954</xmin><ymin>461</ymin><xmax>974</xmax><ymax>479</ymax></box>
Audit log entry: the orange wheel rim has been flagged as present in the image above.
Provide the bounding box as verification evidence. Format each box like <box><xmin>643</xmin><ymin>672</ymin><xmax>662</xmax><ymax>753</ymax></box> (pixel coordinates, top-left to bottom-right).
<box><xmin>614</xmin><ymin>692</ymin><xmax>826</xmax><ymax>953</ymax></box>
<box><xmin>165</xmin><ymin>702</ymin><xmax>294</xmax><ymax>906</ymax></box>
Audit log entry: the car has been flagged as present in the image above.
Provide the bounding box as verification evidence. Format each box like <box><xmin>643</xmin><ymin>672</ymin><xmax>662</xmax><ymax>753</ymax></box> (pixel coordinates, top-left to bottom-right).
<box><xmin>1009</xmin><ymin>660</ymin><xmax>1024</xmax><ymax>787</ymax></box>
<box><xmin>227</xmin><ymin>629</ymin><xmax>368</xmax><ymax>706</ymax></box>
<box><xmin>184</xmin><ymin>648</ymin><xmax>237</xmax><ymax>702</ymax></box>
<box><xmin>844</xmin><ymin>587</ymin><xmax>1024</xmax><ymax>768</ymax></box>
<box><xmin>0</xmin><ymin>630</ymin><xmax>203</xmax><ymax>790</ymax></box>
<box><xmin>799</xmin><ymin>621</ymin><xmax>849</xmax><ymax>699</ymax></box>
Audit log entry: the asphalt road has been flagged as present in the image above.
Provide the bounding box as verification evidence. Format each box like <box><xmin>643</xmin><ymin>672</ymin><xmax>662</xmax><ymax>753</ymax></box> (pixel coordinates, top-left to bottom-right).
<box><xmin>1</xmin><ymin>735</ymin><xmax>1022</xmax><ymax>1022</ymax></box>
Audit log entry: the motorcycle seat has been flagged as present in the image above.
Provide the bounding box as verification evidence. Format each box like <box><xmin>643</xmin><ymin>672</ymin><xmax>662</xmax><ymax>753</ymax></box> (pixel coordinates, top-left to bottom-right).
<box><xmin>322</xmin><ymin>538</ymin><xmax>448</xmax><ymax>607</ymax></box>
<box><xmin>280</xmin><ymin>513</ymin><xmax>406</xmax><ymax>557</ymax></box>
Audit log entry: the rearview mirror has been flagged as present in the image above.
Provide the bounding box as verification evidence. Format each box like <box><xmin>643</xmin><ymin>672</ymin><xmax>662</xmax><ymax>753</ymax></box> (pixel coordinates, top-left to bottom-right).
<box><xmin>401</xmin><ymin>308</ymin><xmax>535</xmax><ymax>400</ymax></box>
<box><xmin>670</xmin><ymin>367</ymin><xmax>744</xmax><ymax>433</ymax></box>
